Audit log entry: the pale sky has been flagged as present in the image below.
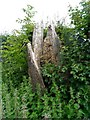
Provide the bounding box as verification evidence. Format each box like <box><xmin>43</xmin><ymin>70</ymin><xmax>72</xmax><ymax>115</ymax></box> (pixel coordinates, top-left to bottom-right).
<box><xmin>0</xmin><ymin>0</ymin><xmax>81</xmax><ymax>34</ymax></box>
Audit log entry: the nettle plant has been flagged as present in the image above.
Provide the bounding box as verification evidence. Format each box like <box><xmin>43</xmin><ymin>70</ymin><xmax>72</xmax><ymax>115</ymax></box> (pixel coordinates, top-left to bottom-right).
<box><xmin>2</xmin><ymin>1</ymin><xmax>90</xmax><ymax>119</ymax></box>
<box><xmin>41</xmin><ymin>31</ymin><xmax>90</xmax><ymax>119</ymax></box>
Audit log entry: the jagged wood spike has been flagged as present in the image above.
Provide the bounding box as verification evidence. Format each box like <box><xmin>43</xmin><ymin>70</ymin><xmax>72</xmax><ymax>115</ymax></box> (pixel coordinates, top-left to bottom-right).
<box><xmin>32</xmin><ymin>22</ymin><xmax>43</xmax><ymax>66</ymax></box>
<box><xmin>27</xmin><ymin>42</ymin><xmax>45</xmax><ymax>91</ymax></box>
<box><xmin>42</xmin><ymin>24</ymin><xmax>60</xmax><ymax>65</ymax></box>
<box><xmin>50</xmin><ymin>24</ymin><xmax>60</xmax><ymax>65</ymax></box>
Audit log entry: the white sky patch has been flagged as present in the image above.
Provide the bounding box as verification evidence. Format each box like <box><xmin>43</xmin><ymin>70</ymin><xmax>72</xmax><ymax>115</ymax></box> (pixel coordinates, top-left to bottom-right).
<box><xmin>0</xmin><ymin>0</ymin><xmax>81</xmax><ymax>34</ymax></box>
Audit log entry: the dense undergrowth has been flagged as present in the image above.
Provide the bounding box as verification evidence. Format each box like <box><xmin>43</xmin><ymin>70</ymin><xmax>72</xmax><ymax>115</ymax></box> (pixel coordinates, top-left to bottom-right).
<box><xmin>1</xmin><ymin>0</ymin><xmax>90</xmax><ymax>119</ymax></box>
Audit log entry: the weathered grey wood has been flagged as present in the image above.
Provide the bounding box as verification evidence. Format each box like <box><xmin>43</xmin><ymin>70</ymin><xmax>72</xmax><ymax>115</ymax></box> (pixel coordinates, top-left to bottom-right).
<box><xmin>42</xmin><ymin>25</ymin><xmax>60</xmax><ymax>65</ymax></box>
<box><xmin>50</xmin><ymin>24</ymin><xmax>60</xmax><ymax>65</ymax></box>
<box><xmin>32</xmin><ymin>22</ymin><xmax>43</xmax><ymax>66</ymax></box>
<box><xmin>27</xmin><ymin>23</ymin><xmax>60</xmax><ymax>90</ymax></box>
<box><xmin>27</xmin><ymin>42</ymin><xmax>45</xmax><ymax>90</ymax></box>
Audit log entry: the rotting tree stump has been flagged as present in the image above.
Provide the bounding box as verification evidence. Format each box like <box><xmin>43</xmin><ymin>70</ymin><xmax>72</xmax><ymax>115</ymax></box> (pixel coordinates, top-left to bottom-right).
<box><xmin>27</xmin><ymin>23</ymin><xmax>60</xmax><ymax>91</ymax></box>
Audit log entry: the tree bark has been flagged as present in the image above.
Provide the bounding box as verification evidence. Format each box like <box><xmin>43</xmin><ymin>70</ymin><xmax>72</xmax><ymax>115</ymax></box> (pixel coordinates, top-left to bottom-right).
<box><xmin>42</xmin><ymin>25</ymin><xmax>60</xmax><ymax>65</ymax></box>
<box><xmin>27</xmin><ymin>23</ymin><xmax>60</xmax><ymax>90</ymax></box>
<box><xmin>27</xmin><ymin>42</ymin><xmax>45</xmax><ymax>91</ymax></box>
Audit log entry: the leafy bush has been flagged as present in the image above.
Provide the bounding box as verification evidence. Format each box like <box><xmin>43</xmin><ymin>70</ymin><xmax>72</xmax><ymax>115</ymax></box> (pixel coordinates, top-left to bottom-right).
<box><xmin>2</xmin><ymin>5</ymin><xmax>34</xmax><ymax>87</ymax></box>
<box><xmin>2</xmin><ymin>33</ymin><xmax>29</xmax><ymax>87</ymax></box>
<box><xmin>2</xmin><ymin>0</ymin><xmax>90</xmax><ymax>119</ymax></box>
<box><xmin>2</xmin><ymin>75</ymin><xmax>90</xmax><ymax>119</ymax></box>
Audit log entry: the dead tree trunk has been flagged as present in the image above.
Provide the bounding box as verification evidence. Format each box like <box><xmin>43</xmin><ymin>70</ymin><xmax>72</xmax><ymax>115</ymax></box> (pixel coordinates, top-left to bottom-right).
<box><xmin>27</xmin><ymin>23</ymin><xmax>60</xmax><ymax>90</ymax></box>
<box><xmin>32</xmin><ymin>23</ymin><xmax>43</xmax><ymax>66</ymax></box>
<box><xmin>27</xmin><ymin>42</ymin><xmax>45</xmax><ymax>91</ymax></box>
<box><xmin>42</xmin><ymin>25</ymin><xmax>60</xmax><ymax>65</ymax></box>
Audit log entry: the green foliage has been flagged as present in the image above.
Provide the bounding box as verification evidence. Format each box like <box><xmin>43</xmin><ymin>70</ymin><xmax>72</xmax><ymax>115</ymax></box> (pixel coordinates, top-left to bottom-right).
<box><xmin>2</xmin><ymin>5</ymin><xmax>35</xmax><ymax>88</ymax></box>
<box><xmin>2</xmin><ymin>1</ymin><xmax>90</xmax><ymax>119</ymax></box>
<box><xmin>2</xmin><ymin>33</ymin><xmax>29</xmax><ymax>87</ymax></box>
<box><xmin>2</xmin><ymin>76</ymin><xmax>90</xmax><ymax>119</ymax></box>
<box><xmin>17</xmin><ymin>5</ymin><xmax>36</xmax><ymax>25</ymax></box>
<box><xmin>0</xmin><ymin>34</ymin><xmax>9</xmax><ymax>43</ymax></box>
<box><xmin>69</xmin><ymin>0</ymin><xmax>90</xmax><ymax>38</ymax></box>
<box><xmin>16</xmin><ymin>5</ymin><xmax>35</xmax><ymax>42</ymax></box>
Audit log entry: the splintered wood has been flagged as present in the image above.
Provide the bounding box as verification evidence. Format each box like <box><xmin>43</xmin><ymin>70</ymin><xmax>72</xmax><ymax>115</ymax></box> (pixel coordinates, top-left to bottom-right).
<box><xmin>27</xmin><ymin>23</ymin><xmax>60</xmax><ymax>90</ymax></box>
